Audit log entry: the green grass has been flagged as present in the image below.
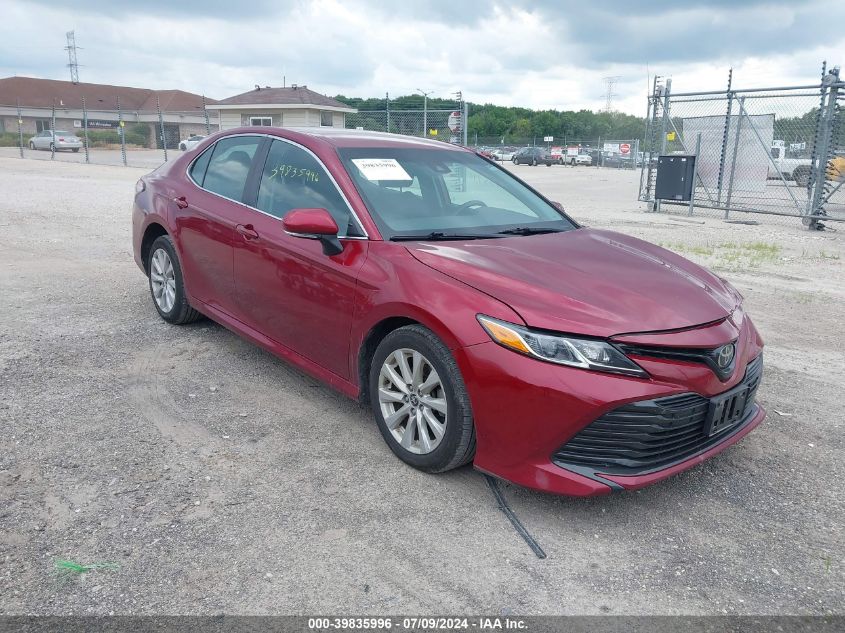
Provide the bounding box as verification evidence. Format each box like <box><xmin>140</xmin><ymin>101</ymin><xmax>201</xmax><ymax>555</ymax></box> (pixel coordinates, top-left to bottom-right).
<box><xmin>660</xmin><ymin>241</ymin><xmax>782</xmax><ymax>270</ymax></box>
<box><xmin>54</xmin><ymin>559</ymin><xmax>119</xmax><ymax>581</ymax></box>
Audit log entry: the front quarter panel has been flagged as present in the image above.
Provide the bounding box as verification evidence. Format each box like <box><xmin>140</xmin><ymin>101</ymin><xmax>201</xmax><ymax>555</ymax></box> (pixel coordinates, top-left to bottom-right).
<box><xmin>350</xmin><ymin>241</ymin><xmax>523</xmax><ymax>373</ymax></box>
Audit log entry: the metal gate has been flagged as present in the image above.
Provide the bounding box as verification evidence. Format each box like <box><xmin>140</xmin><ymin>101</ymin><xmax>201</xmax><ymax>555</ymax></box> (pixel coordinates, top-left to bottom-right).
<box><xmin>639</xmin><ymin>65</ymin><xmax>844</xmax><ymax>229</ymax></box>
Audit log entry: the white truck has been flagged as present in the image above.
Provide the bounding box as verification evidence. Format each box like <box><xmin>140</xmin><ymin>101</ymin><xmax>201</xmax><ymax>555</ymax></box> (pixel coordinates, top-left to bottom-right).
<box><xmin>769</xmin><ymin>141</ymin><xmax>812</xmax><ymax>186</ymax></box>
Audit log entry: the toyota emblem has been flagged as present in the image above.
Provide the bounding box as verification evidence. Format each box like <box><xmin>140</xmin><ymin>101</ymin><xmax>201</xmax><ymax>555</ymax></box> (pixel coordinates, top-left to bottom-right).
<box><xmin>716</xmin><ymin>343</ymin><xmax>735</xmax><ymax>369</ymax></box>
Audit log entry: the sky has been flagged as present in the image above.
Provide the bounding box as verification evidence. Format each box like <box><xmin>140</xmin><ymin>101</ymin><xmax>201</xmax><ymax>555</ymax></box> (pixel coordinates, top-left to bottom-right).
<box><xmin>2</xmin><ymin>0</ymin><xmax>843</xmax><ymax>116</ymax></box>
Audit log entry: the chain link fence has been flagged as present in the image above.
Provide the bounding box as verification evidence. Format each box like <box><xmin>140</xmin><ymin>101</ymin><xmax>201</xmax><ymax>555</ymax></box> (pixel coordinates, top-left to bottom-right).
<box><xmin>346</xmin><ymin>104</ymin><xmax>466</xmax><ymax>144</ymax></box>
<box><xmin>639</xmin><ymin>65</ymin><xmax>844</xmax><ymax>229</ymax></box>
<box><xmin>0</xmin><ymin>97</ymin><xmax>217</xmax><ymax>168</ymax></box>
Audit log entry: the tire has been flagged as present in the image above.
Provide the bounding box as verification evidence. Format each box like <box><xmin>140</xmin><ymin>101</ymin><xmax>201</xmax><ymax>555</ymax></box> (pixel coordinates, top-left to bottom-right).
<box><xmin>147</xmin><ymin>235</ymin><xmax>203</xmax><ymax>325</ymax></box>
<box><xmin>72</xmin><ymin>148</ymin><xmax>79</xmax><ymax>153</ymax></box>
<box><xmin>531</xmin><ymin>158</ymin><xmax>537</xmax><ymax>166</ymax></box>
<box><xmin>512</xmin><ymin>158</ymin><xmax>518</xmax><ymax>165</ymax></box>
<box><xmin>179</xmin><ymin>143</ymin><xmax>187</xmax><ymax>151</ymax></box>
<box><xmin>793</xmin><ymin>166</ymin><xmax>811</xmax><ymax>188</ymax></box>
<box><xmin>369</xmin><ymin>325</ymin><xmax>475</xmax><ymax>473</ymax></box>
<box><xmin>28</xmin><ymin>141</ymin><xmax>35</xmax><ymax>150</ymax></box>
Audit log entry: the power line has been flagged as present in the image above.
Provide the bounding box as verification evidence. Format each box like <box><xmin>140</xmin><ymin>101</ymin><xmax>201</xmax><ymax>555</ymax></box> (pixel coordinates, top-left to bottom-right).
<box><xmin>603</xmin><ymin>75</ymin><xmax>621</xmax><ymax>112</ymax></box>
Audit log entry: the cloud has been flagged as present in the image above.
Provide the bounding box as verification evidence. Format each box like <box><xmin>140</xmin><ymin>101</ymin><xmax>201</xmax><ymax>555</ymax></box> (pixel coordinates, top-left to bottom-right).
<box><xmin>2</xmin><ymin>0</ymin><xmax>843</xmax><ymax>115</ymax></box>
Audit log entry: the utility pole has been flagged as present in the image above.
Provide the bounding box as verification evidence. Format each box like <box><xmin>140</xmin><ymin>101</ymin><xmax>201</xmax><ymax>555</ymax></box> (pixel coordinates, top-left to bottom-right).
<box><xmin>65</xmin><ymin>31</ymin><xmax>80</xmax><ymax>84</ymax></box>
<box><xmin>417</xmin><ymin>88</ymin><xmax>433</xmax><ymax>136</ymax></box>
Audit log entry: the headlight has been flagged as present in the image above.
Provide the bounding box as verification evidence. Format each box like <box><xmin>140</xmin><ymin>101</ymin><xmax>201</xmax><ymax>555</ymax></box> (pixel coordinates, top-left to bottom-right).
<box><xmin>135</xmin><ymin>179</ymin><xmax>146</xmax><ymax>194</ymax></box>
<box><xmin>477</xmin><ymin>315</ymin><xmax>647</xmax><ymax>378</ymax></box>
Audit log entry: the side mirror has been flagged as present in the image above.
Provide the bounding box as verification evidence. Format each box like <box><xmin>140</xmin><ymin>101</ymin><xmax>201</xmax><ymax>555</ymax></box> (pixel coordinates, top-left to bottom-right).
<box><xmin>282</xmin><ymin>208</ymin><xmax>343</xmax><ymax>256</ymax></box>
<box><xmin>551</xmin><ymin>201</ymin><xmax>565</xmax><ymax>213</ymax></box>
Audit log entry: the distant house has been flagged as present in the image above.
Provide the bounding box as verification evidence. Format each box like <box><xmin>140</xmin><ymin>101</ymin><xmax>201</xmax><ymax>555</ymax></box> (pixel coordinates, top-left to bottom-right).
<box><xmin>206</xmin><ymin>85</ymin><xmax>356</xmax><ymax>130</ymax></box>
<box><xmin>0</xmin><ymin>76</ymin><xmax>216</xmax><ymax>148</ymax></box>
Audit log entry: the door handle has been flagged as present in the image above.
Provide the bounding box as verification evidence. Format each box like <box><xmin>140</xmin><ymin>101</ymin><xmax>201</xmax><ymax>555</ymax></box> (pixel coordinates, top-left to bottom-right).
<box><xmin>174</xmin><ymin>196</ymin><xmax>188</xmax><ymax>209</ymax></box>
<box><xmin>236</xmin><ymin>224</ymin><xmax>259</xmax><ymax>240</ymax></box>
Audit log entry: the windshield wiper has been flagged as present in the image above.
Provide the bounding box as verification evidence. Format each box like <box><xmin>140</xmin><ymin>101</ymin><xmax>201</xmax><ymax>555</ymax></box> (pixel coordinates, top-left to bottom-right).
<box><xmin>497</xmin><ymin>226</ymin><xmax>565</xmax><ymax>236</ymax></box>
<box><xmin>390</xmin><ymin>231</ymin><xmax>505</xmax><ymax>242</ymax></box>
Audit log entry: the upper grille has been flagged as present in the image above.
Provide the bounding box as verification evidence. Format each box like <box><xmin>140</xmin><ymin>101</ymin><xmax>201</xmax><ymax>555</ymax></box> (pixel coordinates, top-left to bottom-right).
<box><xmin>553</xmin><ymin>355</ymin><xmax>763</xmax><ymax>474</ymax></box>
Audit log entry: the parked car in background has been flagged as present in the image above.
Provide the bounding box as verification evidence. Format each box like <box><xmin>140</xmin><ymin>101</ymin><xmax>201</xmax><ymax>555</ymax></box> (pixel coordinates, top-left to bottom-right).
<box><xmin>603</xmin><ymin>153</ymin><xmax>634</xmax><ymax>169</ymax></box>
<box><xmin>570</xmin><ymin>152</ymin><xmax>593</xmax><ymax>166</ymax></box>
<box><xmin>490</xmin><ymin>148</ymin><xmax>516</xmax><ymax>161</ymax></box>
<box><xmin>550</xmin><ymin>146</ymin><xmax>565</xmax><ymax>164</ymax></box>
<box><xmin>179</xmin><ymin>135</ymin><xmax>206</xmax><ymax>151</ymax></box>
<box><xmin>28</xmin><ymin>130</ymin><xmax>82</xmax><ymax>152</ymax></box>
<box><xmin>513</xmin><ymin>147</ymin><xmax>555</xmax><ymax>166</ymax></box>
<box><xmin>132</xmin><ymin>126</ymin><xmax>765</xmax><ymax>497</ymax></box>
<box><xmin>476</xmin><ymin>148</ymin><xmax>496</xmax><ymax>161</ymax></box>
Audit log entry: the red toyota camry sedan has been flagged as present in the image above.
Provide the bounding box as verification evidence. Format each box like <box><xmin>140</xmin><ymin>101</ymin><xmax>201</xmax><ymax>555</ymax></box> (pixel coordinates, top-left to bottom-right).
<box><xmin>132</xmin><ymin>127</ymin><xmax>765</xmax><ymax>496</ymax></box>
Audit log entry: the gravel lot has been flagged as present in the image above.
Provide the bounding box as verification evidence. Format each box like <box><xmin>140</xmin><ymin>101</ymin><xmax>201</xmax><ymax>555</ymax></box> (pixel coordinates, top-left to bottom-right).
<box><xmin>1</xmin><ymin>156</ymin><xmax>843</xmax><ymax>616</ymax></box>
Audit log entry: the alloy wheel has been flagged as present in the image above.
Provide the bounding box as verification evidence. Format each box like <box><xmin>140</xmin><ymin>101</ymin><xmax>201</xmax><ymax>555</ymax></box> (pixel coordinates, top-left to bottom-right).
<box><xmin>150</xmin><ymin>248</ymin><xmax>176</xmax><ymax>313</ymax></box>
<box><xmin>378</xmin><ymin>348</ymin><xmax>447</xmax><ymax>455</ymax></box>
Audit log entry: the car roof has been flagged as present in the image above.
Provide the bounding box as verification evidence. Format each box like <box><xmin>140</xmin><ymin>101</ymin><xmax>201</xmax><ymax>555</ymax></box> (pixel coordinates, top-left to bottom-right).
<box><xmin>222</xmin><ymin>126</ymin><xmax>470</xmax><ymax>151</ymax></box>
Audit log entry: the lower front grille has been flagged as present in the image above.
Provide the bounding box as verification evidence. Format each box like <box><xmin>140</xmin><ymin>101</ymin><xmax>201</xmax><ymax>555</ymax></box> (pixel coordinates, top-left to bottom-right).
<box><xmin>553</xmin><ymin>355</ymin><xmax>763</xmax><ymax>474</ymax></box>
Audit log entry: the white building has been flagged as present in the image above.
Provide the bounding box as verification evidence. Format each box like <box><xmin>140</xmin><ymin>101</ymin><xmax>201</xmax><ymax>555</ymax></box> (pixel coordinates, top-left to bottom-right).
<box><xmin>206</xmin><ymin>85</ymin><xmax>356</xmax><ymax>130</ymax></box>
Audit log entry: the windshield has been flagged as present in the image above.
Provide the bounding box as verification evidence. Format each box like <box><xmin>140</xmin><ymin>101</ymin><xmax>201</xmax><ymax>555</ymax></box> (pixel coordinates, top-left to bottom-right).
<box><xmin>337</xmin><ymin>147</ymin><xmax>576</xmax><ymax>239</ymax></box>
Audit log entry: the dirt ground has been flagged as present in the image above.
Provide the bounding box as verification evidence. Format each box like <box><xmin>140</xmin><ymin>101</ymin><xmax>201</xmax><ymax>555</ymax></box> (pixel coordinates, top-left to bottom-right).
<box><xmin>1</xmin><ymin>156</ymin><xmax>842</xmax><ymax>616</ymax></box>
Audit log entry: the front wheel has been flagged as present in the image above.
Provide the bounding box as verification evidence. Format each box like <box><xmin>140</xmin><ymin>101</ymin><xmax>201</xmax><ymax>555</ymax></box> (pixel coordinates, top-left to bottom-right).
<box><xmin>71</xmin><ymin>148</ymin><xmax>79</xmax><ymax>153</ymax></box>
<box><xmin>370</xmin><ymin>325</ymin><xmax>475</xmax><ymax>473</ymax></box>
<box><xmin>147</xmin><ymin>235</ymin><xmax>203</xmax><ymax>324</ymax></box>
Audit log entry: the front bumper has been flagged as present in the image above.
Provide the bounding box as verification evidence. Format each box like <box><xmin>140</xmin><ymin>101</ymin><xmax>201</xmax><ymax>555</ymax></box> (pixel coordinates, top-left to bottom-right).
<box><xmin>456</xmin><ymin>317</ymin><xmax>765</xmax><ymax>496</ymax></box>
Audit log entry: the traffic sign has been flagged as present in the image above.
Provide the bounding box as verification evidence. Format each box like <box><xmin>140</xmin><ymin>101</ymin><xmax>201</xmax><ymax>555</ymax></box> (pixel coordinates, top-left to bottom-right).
<box><xmin>447</xmin><ymin>111</ymin><xmax>462</xmax><ymax>133</ymax></box>
<box><xmin>543</xmin><ymin>136</ymin><xmax>554</xmax><ymax>142</ymax></box>
<box><xmin>620</xmin><ymin>143</ymin><xmax>631</xmax><ymax>155</ymax></box>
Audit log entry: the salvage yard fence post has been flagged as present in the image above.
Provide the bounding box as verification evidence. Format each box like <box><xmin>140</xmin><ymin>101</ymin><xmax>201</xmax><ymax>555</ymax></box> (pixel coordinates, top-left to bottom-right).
<box><xmin>157</xmin><ymin>95</ymin><xmax>167</xmax><ymax>163</ymax></box>
<box><xmin>81</xmin><ymin>96</ymin><xmax>90</xmax><ymax>164</ymax></box>
<box><xmin>16</xmin><ymin>100</ymin><xmax>23</xmax><ymax>158</ymax></box>
<box><xmin>50</xmin><ymin>101</ymin><xmax>56</xmax><ymax>161</ymax></box>
<box><xmin>117</xmin><ymin>96</ymin><xmax>127</xmax><ymax>166</ymax></box>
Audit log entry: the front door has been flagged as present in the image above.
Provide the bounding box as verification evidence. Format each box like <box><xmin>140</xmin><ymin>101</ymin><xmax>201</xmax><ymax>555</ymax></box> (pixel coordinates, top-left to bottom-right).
<box><xmin>233</xmin><ymin>138</ymin><xmax>368</xmax><ymax>379</ymax></box>
<box><xmin>174</xmin><ymin>135</ymin><xmax>262</xmax><ymax>313</ymax></box>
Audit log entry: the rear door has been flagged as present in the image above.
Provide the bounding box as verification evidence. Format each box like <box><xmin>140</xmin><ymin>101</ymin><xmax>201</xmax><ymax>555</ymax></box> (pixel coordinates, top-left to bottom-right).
<box><xmin>233</xmin><ymin>138</ymin><xmax>369</xmax><ymax>379</ymax></box>
<box><xmin>175</xmin><ymin>135</ymin><xmax>263</xmax><ymax>314</ymax></box>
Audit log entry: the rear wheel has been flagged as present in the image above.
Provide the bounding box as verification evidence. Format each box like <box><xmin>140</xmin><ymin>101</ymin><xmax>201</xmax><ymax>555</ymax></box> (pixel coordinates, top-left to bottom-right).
<box><xmin>71</xmin><ymin>148</ymin><xmax>79</xmax><ymax>153</ymax></box>
<box><xmin>793</xmin><ymin>166</ymin><xmax>811</xmax><ymax>188</ymax></box>
<box><xmin>369</xmin><ymin>325</ymin><xmax>475</xmax><ymax>473</ymax></box>
<box><xmin>147</xmin><ymin>235</ymin><xmax>202</xmax><ymax>325</ymax></box>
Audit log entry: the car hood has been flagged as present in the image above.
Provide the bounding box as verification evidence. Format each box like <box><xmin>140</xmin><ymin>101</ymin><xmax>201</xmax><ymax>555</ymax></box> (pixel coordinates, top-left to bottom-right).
<box><xmin>406</xmin><ymin>228</ymin><xmax>739</xmax><ymax>337</ymax></box>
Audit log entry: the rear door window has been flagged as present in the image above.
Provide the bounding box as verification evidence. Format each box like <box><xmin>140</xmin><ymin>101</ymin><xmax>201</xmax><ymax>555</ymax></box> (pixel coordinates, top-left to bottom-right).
<box><xmin>200</xmin><ymin>136</ymin><xmax>262</xmax><ymax>202</ymax></box>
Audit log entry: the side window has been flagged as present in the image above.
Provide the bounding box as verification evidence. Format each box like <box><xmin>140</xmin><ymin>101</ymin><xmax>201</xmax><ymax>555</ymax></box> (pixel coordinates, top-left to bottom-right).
<box><xmin>201</xmin><ymin>136</ymin><xmax>261</xmax><ymax>201</ymax></box>
<box><xmin>189</xmin><ymin>147</ymin><xmax>212</xmax><ymax>186</ymax></box>
<box><xmin>256</xmin><ymin>140</ymin><xmax>359</xmax><ymax>237</ymax></box>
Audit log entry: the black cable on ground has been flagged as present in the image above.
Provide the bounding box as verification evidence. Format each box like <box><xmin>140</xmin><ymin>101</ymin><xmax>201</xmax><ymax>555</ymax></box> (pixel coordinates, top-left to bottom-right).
<box><xmin>484</xmin><ymin>475</ymin><xmax>547</xmax><ymax>559</ymax></box>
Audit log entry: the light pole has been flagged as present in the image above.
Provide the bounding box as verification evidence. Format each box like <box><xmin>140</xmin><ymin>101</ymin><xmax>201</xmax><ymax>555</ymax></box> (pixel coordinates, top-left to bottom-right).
<box><xmin>417</xmin><ymin>88</ymin><xmax>433</xmax><ymax>136</ymax></box>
